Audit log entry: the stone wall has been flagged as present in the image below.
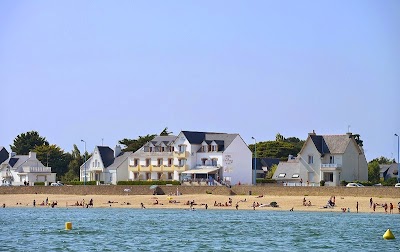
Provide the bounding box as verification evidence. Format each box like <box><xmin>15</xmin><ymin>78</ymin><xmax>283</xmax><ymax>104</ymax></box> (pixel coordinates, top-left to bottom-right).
<box><xmin>0</xmin><ymin>185</ymin><xmax>399</xmax><ymax>198</ymax></box>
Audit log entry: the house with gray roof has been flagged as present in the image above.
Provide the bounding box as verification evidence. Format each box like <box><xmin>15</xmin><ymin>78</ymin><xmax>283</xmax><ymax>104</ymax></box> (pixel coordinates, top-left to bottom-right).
<box><xmin>273</xmin><ymin>131</ymin><xmax>368</xmax><ymax>186</ymax></box>
<box><xmin>0</xmin><ymin>151</ymin><xmax>56</xmax><ymax>185</ymax></box>
<box><xmin>379</xmin><ymin>163</ymin><xmax>398</xmax><ymax>181</ymax></box>
<box><xmin>253</xmin><ymin>157</ymin><xmax>280</xmax><ymax>179</ymax></box>
<box><xmin>80</xmin><ymin>145</ymin><xmax>132</xmax><ymax>185</ymax></box>
<box><xmin>129</xmin><ymin>131</ymin><xmax>252</xmax><ymax>185</ymax></box>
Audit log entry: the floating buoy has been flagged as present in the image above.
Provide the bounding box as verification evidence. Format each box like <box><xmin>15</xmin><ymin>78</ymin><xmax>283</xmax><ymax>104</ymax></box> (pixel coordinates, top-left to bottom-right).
<box><xmin>65</xmin><ymin>222</ymin><xmax>72</xmax><ymax>230</ymax></box>
<box><xmin>383</xmin><ymin>229</ymin><xmax>395</xmax><ymax>239</ymax></box>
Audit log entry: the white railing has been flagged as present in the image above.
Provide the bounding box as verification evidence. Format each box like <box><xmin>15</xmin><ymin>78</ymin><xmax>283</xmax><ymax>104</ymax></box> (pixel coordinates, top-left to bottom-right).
<box><xmin>321</xmin><ymin>163</ymin><xmax>342</xmax><ymax>168</ymax></box>
<box><xmin>22</xmin><ymin>166</ymin><xmax>51</xmax><ymax>173</ymax></box>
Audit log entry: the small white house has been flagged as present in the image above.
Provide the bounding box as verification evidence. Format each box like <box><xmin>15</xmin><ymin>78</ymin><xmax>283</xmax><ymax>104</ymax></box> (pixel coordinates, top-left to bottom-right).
<box><xmin>0</xmin><ymin>149</ymin><xmax>56</xmax><ymax>186</ymax></box>
<box><xmin>80</xmin><ymin>145</ymin><xmax>131</xmax><ymax>185</ymax></box>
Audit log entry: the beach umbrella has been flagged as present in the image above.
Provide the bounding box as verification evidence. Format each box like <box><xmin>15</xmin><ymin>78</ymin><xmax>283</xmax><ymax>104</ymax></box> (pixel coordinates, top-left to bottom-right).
<box><xmin>149</xmin><ymin>185</ymin><xmax>158</xmax><ymax>190</ymax></box>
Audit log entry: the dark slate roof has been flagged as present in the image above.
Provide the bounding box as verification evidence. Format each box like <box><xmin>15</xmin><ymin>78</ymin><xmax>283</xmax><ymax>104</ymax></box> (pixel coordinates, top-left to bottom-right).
<box><xmin>182</xmin><ymin>131</ymin><xmax>209</xmax><ymax>144</ymax></box>
<box><xmin>149</xmin><ymin>135</ymin><xmax>177</xmax><ymax>146</ymax></box>
<box><xmin>97</xmin><ymin>146</ymin><xmax>115</xmax><ymax>168</ymax></box>
<box><xmin>253</xmin><ymin>158</ymin><xmax>280</xmax><ymax>171</ymax></box>
<box><xmin>310</xmin><ymin>135</ymin><xmax>330</xmax><ymax>155</ymax></box>
<box><xmin>0</xmin><ymin>147</ymin><xmax>9</xmax><ymax>164</ymax></box>
<box><xmin>9</xmin><ymin>157</ymin><xmax>19</xmax><ymax>167</ymax></box>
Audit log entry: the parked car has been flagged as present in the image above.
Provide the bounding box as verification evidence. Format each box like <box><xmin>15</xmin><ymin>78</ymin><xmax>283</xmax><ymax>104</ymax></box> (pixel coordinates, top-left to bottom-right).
<box><xmin>50</xmin><ymin>182</ymin><xmax>63</xmax><ymax>186</ymax></box>
<box><xmin>394</xmin><ymin>183</ymin><xmax>400</xmax><ymax>188</ymax></box>
<box><xmin>346</xmin><ymin>183</ymin><xmax>364</xmax><ymax>187</ymax></box>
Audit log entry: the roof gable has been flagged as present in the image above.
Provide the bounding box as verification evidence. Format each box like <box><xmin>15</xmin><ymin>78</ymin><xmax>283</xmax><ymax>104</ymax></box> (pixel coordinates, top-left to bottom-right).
<box><xmin>0</xmin><ymin>147</ymin><xmax>9</xmax><ymax>164</ymax></box>
<box><xmin>97</xmin><ymin>146</ymin><xmax>115</xmax><ymax>168</ymax></box>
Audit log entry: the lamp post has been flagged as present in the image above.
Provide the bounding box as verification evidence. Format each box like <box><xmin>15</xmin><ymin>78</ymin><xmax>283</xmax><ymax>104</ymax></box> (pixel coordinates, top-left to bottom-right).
<box><xmin>395</xmin><ymin>134</ymin><xmax>399</xmax><ymax>182</ymax></box>
<box><xmin>81</xmin><ymin>139</ymin><xmax>87</xmax><ymax>186</ymax></box>
<box><xmin>252</xmin><ymin>137</ymin><xmax>257</xmax><ymax>185</ymax></box>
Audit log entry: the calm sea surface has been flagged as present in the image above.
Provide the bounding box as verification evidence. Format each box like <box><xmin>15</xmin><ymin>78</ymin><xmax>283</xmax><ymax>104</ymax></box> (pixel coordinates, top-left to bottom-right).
<box><xmin>1</xmin><ymin>207</ymin><xmax>399</xmax><ymax>251</ymax></box>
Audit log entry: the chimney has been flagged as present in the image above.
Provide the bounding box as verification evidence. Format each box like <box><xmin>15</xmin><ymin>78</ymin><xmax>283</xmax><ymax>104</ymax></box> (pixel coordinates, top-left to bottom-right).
<box><xmin>114</xmin><ymin>145</ymin><xmax>122</xmax><ymax>158</ymax></box>
<box><xmin>9</xmin><ymin>152</ymin><xmax>16</xmax><ymax>158</ymax></box>
<box><xmin>29</xmin><ymin>152</ymin><xmax>36</xmax><ymax>159</ymax></box>
<box><xmin>309</xmin><ymin>130</ymin><xmax>316</xmax><ymax>136</ymax></box>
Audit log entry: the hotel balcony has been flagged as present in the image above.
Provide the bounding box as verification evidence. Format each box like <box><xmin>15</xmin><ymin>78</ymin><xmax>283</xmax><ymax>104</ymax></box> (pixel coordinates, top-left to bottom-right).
<box><xmin>138</xmin><ymin>152</ymin><xmax>174</xmax><ymax>157</ymax></box>
<box><xmin>129</xmin><ymin>165</ymin><xmax>139</xmax><ymax>172</ymax></box>
<box><xmin>139</xmin><ymin>165</ymin><xmax>151</xmax><ymax>172</ymax></box>
<box><xmin>173</xmin><ymin>151</ymin><xmax>189</xmax><ymax>158</ymax></box>
<box><xmin>152</xmin><ymin>165</ymin><xmax>163</xmax><ymax>172</ymax></box>
<box><xmin>162</xmin><ymin>166</ymin><xmax>174</xmax><ymax>172</ymax></box>
<box><xmin>22</xmin><ymin>166</ymin><xmax>52</xmax><ymax>173</ymax></box>
<box><xmin>174</xmin><ymin>165</ymin><xmax>189</xmax><ymax>172</ymax></box>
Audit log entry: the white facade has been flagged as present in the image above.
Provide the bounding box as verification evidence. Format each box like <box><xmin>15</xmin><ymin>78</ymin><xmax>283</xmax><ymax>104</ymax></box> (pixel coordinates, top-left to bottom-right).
<box><xmin>0</xmin><ymin>152</ymin><xmax>56</xmax><ymax>186</ymax></box>
<box><xmin>128</xmin><ymin>131</ymin><xmax>253</xmax><ymax>185</ymax></box>
<box><xmin>79</xmin><ymin>146</ymin><xmax>130</xmax><ymax>185</ymax></box>
<box><xmin>273</xmin><ymin>132</ymin><xmax>368</xmax><ymax>186</ymax></box>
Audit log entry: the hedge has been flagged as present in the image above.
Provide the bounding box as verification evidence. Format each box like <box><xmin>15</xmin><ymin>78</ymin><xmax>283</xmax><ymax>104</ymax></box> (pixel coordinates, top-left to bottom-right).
<box><xmin>117</xmin><ymin>181</ymin><xmax>181</xmax><ymax>186</ymax></box>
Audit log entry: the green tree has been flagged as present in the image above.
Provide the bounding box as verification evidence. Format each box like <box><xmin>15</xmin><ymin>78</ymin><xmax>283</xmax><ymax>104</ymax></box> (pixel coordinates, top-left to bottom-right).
<box><xmin>368</xmin><ymin>161</ymin><xmax>380</xmax><ymax>183</ymax></box>
<box><xmin>266</xmin><ymin>164</ymin><xmax>278</xmax><ymax>179</ymax></box>
<box><xmin>34</xmin><ymin>145</ymin><xmax>71</xmax><ymax>180</ymax></box>
<box><xmin>11</xmin><ymin>131</ymin><xmax>49</xmax><ymax>155</ymax></box>
<box><xmin>160</xmin><ymin>127</ymin><xmax>172</xmax><ymax>136</ymax></box>
<box><xmin>275</xmin><ymin>133</ymin><xmax>285</xmax><ymax>142</ymax></box>
<box><xmin>249</xmin><ymin>139</ymin><xmax>304</xmax><ymax>161</ymax></box>
<box><xmin>369</xmin><ymin>156</ymin><xmax>395</xmax><ymax>164</ymax></box>
<box><xmin>119</xmin><ymin>134</ymin><xmax>156</xmax><ymax>152</ymax></box>
<box><xmin>62</xmin><ymin>144</ymin><xmax>83</xmax><ymax>182</ymax></box>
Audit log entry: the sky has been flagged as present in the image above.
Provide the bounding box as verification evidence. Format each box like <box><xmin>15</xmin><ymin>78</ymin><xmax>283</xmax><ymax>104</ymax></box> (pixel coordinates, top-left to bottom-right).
<box><xmin>0</xmin><ymin>1</ymin><xmax>399</xmax><ymax>162</ymax></box>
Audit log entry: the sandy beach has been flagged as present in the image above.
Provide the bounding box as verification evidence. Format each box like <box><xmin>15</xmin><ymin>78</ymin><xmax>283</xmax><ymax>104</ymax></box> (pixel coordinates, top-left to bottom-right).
<box><xmin>1</xmin><ymin>193</ymin><xmax>399</xmax><ymax>214</ymax></box>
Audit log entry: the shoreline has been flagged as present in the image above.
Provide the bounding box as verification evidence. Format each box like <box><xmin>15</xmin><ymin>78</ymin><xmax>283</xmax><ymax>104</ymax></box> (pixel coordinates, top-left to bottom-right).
<box><xmin>1</xmin><ymin>194</ymin><xmax>399</xmax><ymax>214</ymax></box>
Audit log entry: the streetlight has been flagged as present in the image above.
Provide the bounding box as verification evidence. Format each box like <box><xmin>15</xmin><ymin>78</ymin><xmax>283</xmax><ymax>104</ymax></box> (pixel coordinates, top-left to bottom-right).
<box><xmin>81</xmin><ymin>139</ymin><xmax>87</xmax><ymax>186</ymax></box>
<box><xmin>395</xmin><ymin>134</ymin><xmax>399</xmax><ymax>182</ymax></box>
<box><xmin>252</xmin><ymin>137</ymin><xmax>257</xmax><ymax>185</ymax></box>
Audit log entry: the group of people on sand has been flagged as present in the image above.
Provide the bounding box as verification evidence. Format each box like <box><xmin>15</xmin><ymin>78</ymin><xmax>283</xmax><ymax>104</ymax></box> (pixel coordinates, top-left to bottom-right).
<box><xmin>303</xmin><ymin>197</ymin><xmax>312</xmax><ymax>206</ymax></box>
<box><xmin>370</xmin><ymin>198</ymin><xmax>397</xmax><ymax>214</ymax></box>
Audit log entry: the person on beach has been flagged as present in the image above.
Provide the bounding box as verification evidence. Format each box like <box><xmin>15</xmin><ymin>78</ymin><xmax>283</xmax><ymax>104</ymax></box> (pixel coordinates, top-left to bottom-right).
<box><xmin>235</xmin><ymin>203</ymin><xmax>239</xmax><ymax>210</ymax></box>
<box><xmin>370</xmin><ymin>198</ymin><xmax>373</xmax><ymax>208</ymax></box>
<box><xmin>33</xmin><ymin>199</ymin><xmax>36</xmax><ymax>207</ymax></box>
<box><xmin>398</xmin><ymin>202</ymin><xmax>400</xmax><ymax>213</ymax></box>
<box><xmin>356</xmin><ymin>202</ymin><xmax>358</xmax><ymax>213</ymax></box>
<box><xmin>390</xmin><ymin>203</ymin><xmax>393</xmax><ymax>214</ymax></box>
<box><xmin>373</xmin><ymin>203</ymin><xmax>376</xmax><ymax>212</ymax></box>
<box><xmin>141</xmin><ymin>202</ymin><xmax>145</xmax><ymax>209</ymax></box>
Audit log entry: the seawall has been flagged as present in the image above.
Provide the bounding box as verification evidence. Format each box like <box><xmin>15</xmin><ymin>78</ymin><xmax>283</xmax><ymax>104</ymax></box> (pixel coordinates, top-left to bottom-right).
<box><xmin>0</xmin><ymin>185</ymin><xmax>399</xmax><ymax>198</ymax></box>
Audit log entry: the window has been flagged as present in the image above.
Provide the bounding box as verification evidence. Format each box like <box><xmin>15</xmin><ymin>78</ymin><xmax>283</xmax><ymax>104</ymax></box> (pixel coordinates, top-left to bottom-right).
<box><xmin>146</xmin><ymin>158</ymin><xmax>151</xmax><ymax>167</ymax></box>
<box><xmin>308</xmin><ymin>155</ymin><xmax>314</xmax><ymax>164</ymax></box>
<box><xmin>178</xmin><ymin>159</ymin><xmax>186</xmax><ymax>167</ymax></box>
<box><xmin>157</xmin><ymin>158</ymin><xmax>163</xmax><ymax>166</ymax></box>
<box><xmin>161</xmin><ymin>147</ymin><xmax>165</xmax><ymax>152</ymax></box>
<box><xmin>134</xmin><ymin>159</ymin><xmax>139</xmax><ymax>166</ymax></box>
<box><xmin>168</xmin><ymin>172</ymin><xmax>172</xmax><ymax>180</ymax></box>
<box><xmin>211</xmin><ymin>158</ymin><xmax>218</xmax><ymax>166</ymax></box>
<box><xmin>329</xmin><ymin>156</ymin><xmax>334</xmax><ymax>164</ymax></box>
<box><xmin>169</xmin><ymin>146</ymin><xmax>174</xmax><ymax>152</ymax></box>
<box><xmin>149</xmin><ymin>147</ymin><xmax>153</xmax><ymax>152</ymax></box>
<box><xmin>179</xmin><ymin>145</ymin><xmax>186</xmax><ymax>153</ymax></box>
<box><xmin>168</xmin><ymin>158</ymin><xmax>173</xmax><ymax>167</ymax></box>
<box><xmin>292</xmin><ymin>174</ymin><xmax>300</xmax><ymax>178</ymax></box>
<box><xmin>211</xmin><ymin>145</ymin><xmax>217</xmax><ymax>152</ymax></box>
<box><xmin>201</xmin><ymin>146</ymin><xmax>207</xmax><ymax>152</ymax></box>
<box><xmin>278</xmin><ymin>173</ymin><xmax>286</xmax><ymax>178</ymax></box>
<box><xmin>201</xmin><ymin>158</ymin><xmax>207</xmax><ymax>165</ymax></box>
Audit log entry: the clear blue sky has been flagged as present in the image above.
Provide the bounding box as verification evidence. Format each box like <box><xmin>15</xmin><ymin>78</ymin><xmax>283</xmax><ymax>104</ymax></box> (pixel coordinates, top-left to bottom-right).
<box><xmin>1</xmin><ymin>1</ymin><xmax>399</xmax><ymax>161</ymax></box>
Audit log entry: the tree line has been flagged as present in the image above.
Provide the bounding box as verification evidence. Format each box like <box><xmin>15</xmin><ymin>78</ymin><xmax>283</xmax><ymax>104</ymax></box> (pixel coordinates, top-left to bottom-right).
<box><xmin>6</xmin><ymin>130</ymin><xmax>396</xmax><ymax>183</ymax></box>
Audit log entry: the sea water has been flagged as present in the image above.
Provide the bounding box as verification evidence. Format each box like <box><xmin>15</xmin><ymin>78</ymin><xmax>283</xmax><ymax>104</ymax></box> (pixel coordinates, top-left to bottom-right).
<box><xmin>0</xmin><ymin>208</ymin><xmax>399</xmax><ymax>251</ymax></box>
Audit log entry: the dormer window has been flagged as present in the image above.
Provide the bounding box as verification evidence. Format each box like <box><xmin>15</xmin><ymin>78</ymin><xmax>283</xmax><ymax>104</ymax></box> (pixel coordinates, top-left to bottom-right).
<box><xmin>211</xmin><ymin>145</ymin><xmax>217</xmax><ymax>152</ymax></box>
<box><xmin>201</xmin><ymin>146</ymin><xmax>207</xmax><ymax>152</ymax></box>
<box><xmin>161</xmin><ymin>147</ymin><xmax>165</xmax><ymax>152</ymax></box>
<box><xmin>278</xmin><ymin>173</ymin><xmax>286</xmax><ymax>178</ymax></box>
<box><xmin>149</xmin><ymin>147</ymin><xmax>154</xmax><ymax>152</ymax></box>
<box><xmin>169</xmin><ymin>146</ymin><xmax>174</xmax><ymax>152</ymax></box>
